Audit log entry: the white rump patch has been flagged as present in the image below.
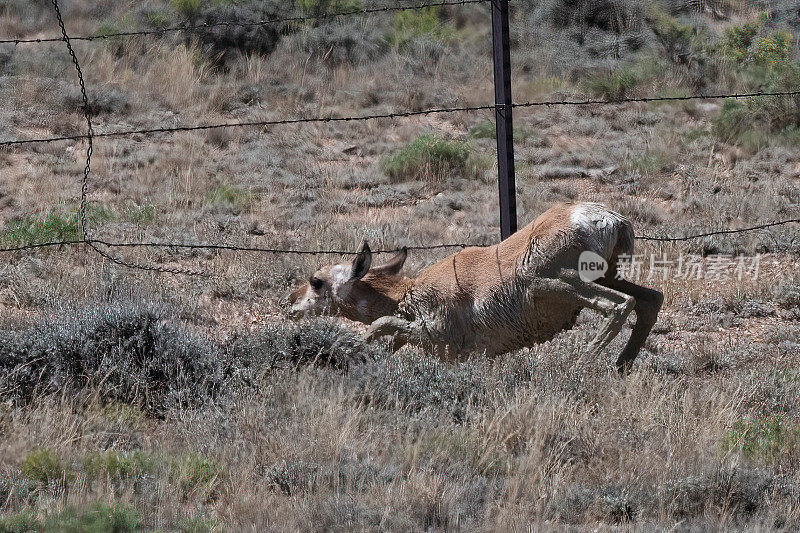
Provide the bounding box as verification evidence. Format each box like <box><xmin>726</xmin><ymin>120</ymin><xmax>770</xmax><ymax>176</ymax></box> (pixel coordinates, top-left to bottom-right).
<box><xmin>570</xmin><ymin>202</ymin><xmax>625</xmax><ymax>258</ymax></box>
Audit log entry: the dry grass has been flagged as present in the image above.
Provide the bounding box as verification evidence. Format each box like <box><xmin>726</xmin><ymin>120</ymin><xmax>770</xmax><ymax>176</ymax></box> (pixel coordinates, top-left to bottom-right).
<box><xmin>1</xmin><ymin>306</ymin><xmax>800</xmax><ymax>530</ymax></box>
<box><xmin>0</xmin><ymin>0</ymin><xmax>798</xmax><ymax>529</ymax></box>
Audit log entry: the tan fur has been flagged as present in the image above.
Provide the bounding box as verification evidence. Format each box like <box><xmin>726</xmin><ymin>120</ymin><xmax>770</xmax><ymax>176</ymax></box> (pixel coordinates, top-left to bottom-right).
<box><xmin>334</xmin><ymin>272</ymin><xmax>414</xmax><ymax>324</ymax></box>
<box><xmin>290</xmin><ymin>202</ymin><xmax>662</xmax><ymax>371</ymax></box>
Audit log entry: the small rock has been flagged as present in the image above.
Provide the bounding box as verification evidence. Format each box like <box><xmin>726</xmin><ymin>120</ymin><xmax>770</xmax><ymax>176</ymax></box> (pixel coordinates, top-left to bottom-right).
<box><xmin>697</xmin><ymin>102</ymin><xmax>721</xmax><ymax>114</ymax></box>
<box><xmin>248</xmin><ymin>221</ymin><xmax>266</xmax><ymax>236</ymax></box>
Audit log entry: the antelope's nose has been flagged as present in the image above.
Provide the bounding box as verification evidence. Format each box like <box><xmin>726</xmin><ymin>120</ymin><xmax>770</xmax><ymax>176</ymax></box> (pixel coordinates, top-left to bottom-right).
<box><xmin>289</xmin><ymin>304</ymin><xmax>306</xmax><ymax>320</ymax></box>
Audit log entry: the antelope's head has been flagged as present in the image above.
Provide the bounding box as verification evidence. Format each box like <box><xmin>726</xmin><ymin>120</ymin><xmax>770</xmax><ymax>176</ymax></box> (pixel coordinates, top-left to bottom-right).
<box><xmin>289</xmin><ymin>242</ymin><xmax>410</xmax><ymax>324</ymax></box>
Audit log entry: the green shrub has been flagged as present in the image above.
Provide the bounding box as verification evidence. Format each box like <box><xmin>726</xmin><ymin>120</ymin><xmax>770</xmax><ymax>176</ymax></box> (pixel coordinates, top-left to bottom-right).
<box><xmin>171</xmin><ymin>0</ymin><xmax>202</xmax><ymax>18</ymax></box>
<box><xmin>624</xmin><ymin>150</ymin><xmax>670</xmax><ymax>176</ymax></box>
<box><xmin>754</xmin><ymin>61</ymin><xmax>800</xmax><ymax>127</ymax></box>
<box><xmin>170</xmin><ymin>454</ymin><xmax>222</xmax><ymax>495</ymax></box>
<box><xmin>720</xmin><ymin>13</ymin><xmax>766</xmax><ymax>62</ymax></box>
<box><xmin>3</xmin><ymin>212</ymin><xmax>82</xmax><ymax>245</ymax></box>
<box><xmin>122</xmin><ymin>203</ymin><xmax>157</xmax><ymax>225</ymax></box>
<box><xmin>0</xmin><ymin>510</ymin><xmax>39</xmax><ymax>533</ymax></box>
<box><xmin>469</xmin><ymin>120</ymin><xmax>496</xmax><ymax>139</ymax></box>
<box><xmin>710</xmin><ymin>10</ymin><xmax>797</xmax><ymax>91</ymax></box>
<box><xmin>722</xmin><ymin>415</ymin><xmax>800</xmax><ymax>463</ymax></box>
<box><xmin>752</xmin><ymin>31</ymin><xmax>793</xmax><ymax>66</ymax></box>
<box><xmin>21</xmin><ymin>448</ymin><xmax>73</xmax><ymax>485</ymax></box>
<box><xmin>44</xmin><ymin>503</ymin><xmax>141</xmax><ymax>533</ymax></box>
<box><xmin>177</xmin><ymin>516</ymin><xmax>218</xmax><ymax>533</ymax></box>
<box><xmin>84</xmin><ymin>451</ymin><xmax>156</xmax><ymax>480</ymax></box>
<box><xmin>712</xmin><ymin>98</ymin><xmax>764</xmax><ymax>149</ymax></box>
<box><xmin>468</xmin><ymin>120</ymin><xmax>536</xmax><ymax>142</ymax></box>
<box><xmin>146</xmin><ymin>9</ymin><xmax>172</xmax><ymax>28</ymax></box>
<box><xmin>388</xmin><ymin>7</ymin><xmax>451</xmax><ymax>48</ymax></box>
<box><xmin>94</xmin><ymin>14</ymin><xmax>138</xmax><ymax>39</ymax></box>
<box><xmin>648</xmin><ymin>6</ymin><xmax>703</xmax><ymax>63</ymax></box>
<box><xmin>1</xmin><ymin>503</ymin><xmax>143</xmax><ymax>532</ymax></box>
<box><xmin>713</xmin><ymin>61</ymin><xmax>800</xmax><ymax>148</ymax></box>
<box><xmin>296</xmin><ymin>0</ymin><xmax>361</xmax><ymax>14</ymax></box>
<box><xmin>584</xmin><ymin>69</ymin><xmax>640</xmax><ymax>100</ymax></box>
<box><xmin>0</xmin><ymin>203</ymin><xmax>154</xmax><ymax>247</ymax></box>
<box><xmin>0</xmin><ymin>205</ymin><xmax>113</xmax><ymax>247</ymax></box>
<box><xmin>684</xmin><ymin>127</ymin><xmax>710</xmax><ymax>142</ymax></box>
<box><xmin>381</xmin><ymin>134</ymin><xmax>475</xmax><ymax>182</ymax></box>
<box><xmin>206</xmin><ymin>184</ymin><xmax>256</xmax><ymax>213</ymax></box>
<box><xmin>581</xmin><ymin>57</ymin><xmax>661</xmax><ymax>100</ymax></box>
<box><xmin>719</xmin><ymin>13</ymin><xmax>792</xmax><ymax>69</ymax></box>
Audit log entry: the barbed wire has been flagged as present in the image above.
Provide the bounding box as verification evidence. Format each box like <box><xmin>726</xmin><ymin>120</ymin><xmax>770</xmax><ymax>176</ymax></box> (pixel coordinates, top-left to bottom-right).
<box><xmin>3</xmin><ymin>90</ymin><xmax>800</xmax><ymax>148</ymax></box>
<box><xmin>0</xmin><ymin>240</ymin><xmax>84</xmax><ymax>253</ymax></box>
<box><xmin>0</xmin><ymin>239</ymin><xmax>471</xmax><ymax>255</ymax></box>
<box><xmin>0</xmin><ymin>217</ymin><xmax>796</xmax><ymax>256</ymax></box>
<box><xmin>0</xmin><ymin>0</ymin><xmax>489</xmax><ymax>45</ymax></box>
<box><xmin>635</xmin><ymin>218</ymin><xmax>800</xmax><ymax>242</ymax></box>
<box><xmin>95</xmin><ymin>240</ymin><xmax>474</xmax><ymax>254</ymax></box>
<box><xmin>0</xmin><ymin>104</ymin><xmax>495</xmax><ymax>147</ymax></box>
<box><xmin>50</xmin><ymin>0</ymin><xmax>91</xmax><ymax>243</ymax></box>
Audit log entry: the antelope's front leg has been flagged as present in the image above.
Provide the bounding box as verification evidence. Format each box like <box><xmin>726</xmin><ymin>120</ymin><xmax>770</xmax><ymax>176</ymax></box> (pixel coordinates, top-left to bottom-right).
<box><xmin>364</xmin><ymin>316</ymin><xmax>419</xmax><ymax>352</ymax></box>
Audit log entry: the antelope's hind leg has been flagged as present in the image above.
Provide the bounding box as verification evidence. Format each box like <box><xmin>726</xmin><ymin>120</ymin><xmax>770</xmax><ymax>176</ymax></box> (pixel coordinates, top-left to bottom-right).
<box><xmin>599</xmin><ymin>277</ymin><xmax>664</xmax><ymax>372</ymax></box>
<box><xmin>538</xmin><ymin>271</ymin><xmax>637</xmax><ymax>370</ymax></box>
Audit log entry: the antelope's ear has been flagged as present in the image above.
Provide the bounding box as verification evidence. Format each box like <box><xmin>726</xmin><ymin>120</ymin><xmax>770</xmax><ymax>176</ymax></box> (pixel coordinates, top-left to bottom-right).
<box><xmin>351</xmin><ymin>241</ymin><xmax>372</xmax><ymax>280</ymax></box>
<box><xmin>372</xmin><ymin>246</ymin><xmax>407</xmax><ymax>276</ymax></box>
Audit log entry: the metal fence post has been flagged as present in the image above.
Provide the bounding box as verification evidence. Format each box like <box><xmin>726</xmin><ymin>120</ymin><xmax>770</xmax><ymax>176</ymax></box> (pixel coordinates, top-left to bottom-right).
<box><xmin>491</xmin><ymin>0</ymin><xmax>517</xmax><ymax>240</ymax></box>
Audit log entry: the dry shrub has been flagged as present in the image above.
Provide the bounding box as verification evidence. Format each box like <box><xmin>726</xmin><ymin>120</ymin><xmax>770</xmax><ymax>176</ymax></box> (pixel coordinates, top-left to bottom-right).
<box><xmin>0</xmin><ymin>299</ymin><xmax>226</xmax><ymax>415</ymax></box>
<box><xmin>0</xmin><ymin>304</ymin><xmax>382</xmax><ymax>416</ymax></box>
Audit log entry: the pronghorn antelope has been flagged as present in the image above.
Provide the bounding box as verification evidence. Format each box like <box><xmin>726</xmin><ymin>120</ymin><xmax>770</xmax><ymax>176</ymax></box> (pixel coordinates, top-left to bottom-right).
<box><xmin>289</xmin><ymin>202</ymin><xmax>663</xmax><ymax>371</ymax></box>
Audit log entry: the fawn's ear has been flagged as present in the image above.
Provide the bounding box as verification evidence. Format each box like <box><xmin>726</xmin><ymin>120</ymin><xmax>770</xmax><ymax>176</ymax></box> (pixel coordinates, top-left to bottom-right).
<box><xmin>351</xmin><ymin>241</ymin><xmax>372</xmax><ymax>280</ymax></box>
<box><xmin>371</xmin><ymin>246</ymin><xmax>407</xmax><ymax>276</ymax></box>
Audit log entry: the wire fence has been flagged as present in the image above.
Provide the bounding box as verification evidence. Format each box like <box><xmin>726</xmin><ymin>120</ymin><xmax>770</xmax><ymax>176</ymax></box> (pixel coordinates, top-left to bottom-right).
<box><xmin>2</xmin><ymin>217</ymin><xmax>799</xmax><ymax>255</ymax></box>
<box><xmin>0</xmin><ymin>0</ymin><xmax>796</xmax><ymax>276</ymax></box>
<box><xmin>5</xmin><ymin>90</ymin><xmax>800</xmax><ymax>149</ymax></box>
<box><xmin>0</xmin><ymin>239</ymin><xmax>473</xmax><ymax>255</ymax></box>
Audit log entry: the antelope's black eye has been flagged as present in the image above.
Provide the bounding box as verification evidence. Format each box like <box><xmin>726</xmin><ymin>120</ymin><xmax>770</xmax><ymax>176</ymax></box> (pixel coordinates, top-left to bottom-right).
<box><xmin>309</xmin><ymin>277</ymin><xmax>324</xmax><ymax>291</ymax></box>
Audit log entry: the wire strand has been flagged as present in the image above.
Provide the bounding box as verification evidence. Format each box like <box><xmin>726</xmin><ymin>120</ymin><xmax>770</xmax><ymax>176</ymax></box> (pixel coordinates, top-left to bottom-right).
<box><xmin>50</xmin><ymin>0</ymin><xmax>92</xmax><ymax>242</ymax></box>
<box><xmin>0</xmin><ymin>218</ymin><xmax>796</xmax><ymax>255</ymax></box>
<box><xmin>635</xmin><ymin>218</ymin><xmax>800</xmax><ymax>242</ymax></box>
<box><xmin>3</xmin><ymin>90</ymin><xmax>799</xmax><ymax>148</ymax></box>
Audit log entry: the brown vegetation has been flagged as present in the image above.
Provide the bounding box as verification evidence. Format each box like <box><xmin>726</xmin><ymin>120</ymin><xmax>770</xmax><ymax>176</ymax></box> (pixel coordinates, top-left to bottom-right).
<box><xmin>0</xmin><ymin>0</ymin><xmax>798</xmax><ymax>530</ymax></box>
